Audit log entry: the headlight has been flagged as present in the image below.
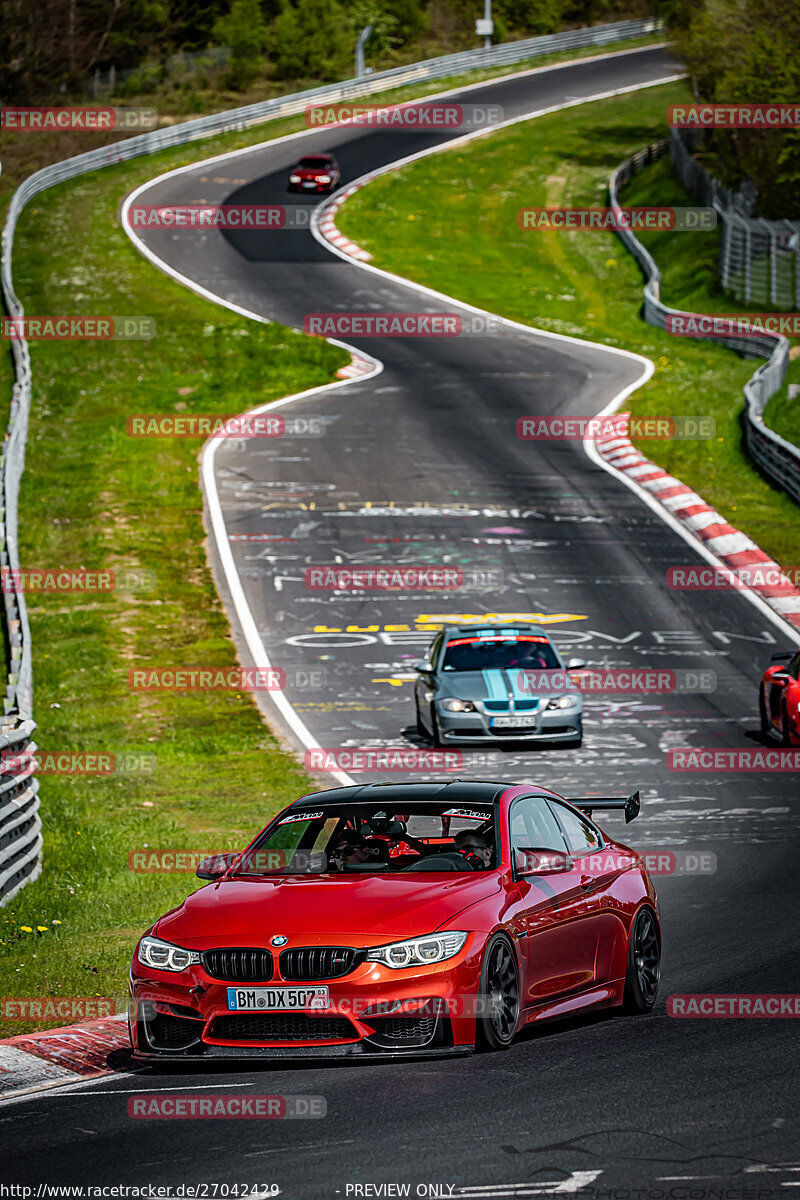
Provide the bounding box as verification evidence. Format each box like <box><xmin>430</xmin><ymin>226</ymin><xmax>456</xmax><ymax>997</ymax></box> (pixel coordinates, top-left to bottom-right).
<box><xmin>546</xmin><ymin>695</ymin><xmax>579</xmax><ymax>710</ymax></box>
<box><xmin>366</xmin><ymin>931</ymin><xmax>467</xmax><ymax>969</ymax></box>
<box><xmin>316</xmin><ymin>174</ymin><xmax>331</xmax><ymax>183</ymax></box>
<box><xmin>137</xmin><ymin>935</ymin><xmax>201</xmax><ymax>972</ymax></box>
<box><xmin>440</xmin><ymin>698</ymin><xmax>475</xmax><ymax>712</ymax></box>
<box><xmin>289</xmin><ymin>174</ymin><xmax>301</xmax><ymax>182</ymax></box>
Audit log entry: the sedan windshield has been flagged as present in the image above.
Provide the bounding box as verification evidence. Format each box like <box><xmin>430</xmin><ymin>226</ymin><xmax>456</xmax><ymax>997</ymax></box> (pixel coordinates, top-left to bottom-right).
<box><xmin>232</xmin><ymin>803</ymin><xmax>496</xmax><ymax>877</ymax></box>
<box><xmin>441</xmin><ymin>635</ymin><xmax>560</xmax><ymax>672</ymax></box>
<box><xmin>298</xmin><ymin>157</ymin><xmax>331</xmax><ymax>168</ymax></box>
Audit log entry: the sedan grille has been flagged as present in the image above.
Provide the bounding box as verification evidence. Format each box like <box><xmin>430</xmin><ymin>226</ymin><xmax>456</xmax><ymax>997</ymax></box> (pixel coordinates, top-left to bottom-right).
<box><xmin>202</xmin><ymin>948</ymin><xmax>273</xmax><ymax>982</ymax></box>
<box><xmin>210</xmin><ymin>1014</ymin><xmax>356</xmax><ymax>1042</ymax></box>
<box><xmin>279</xmin><ymin>946</ymin><xmax>364</xmax><ymax>980</ymax></box>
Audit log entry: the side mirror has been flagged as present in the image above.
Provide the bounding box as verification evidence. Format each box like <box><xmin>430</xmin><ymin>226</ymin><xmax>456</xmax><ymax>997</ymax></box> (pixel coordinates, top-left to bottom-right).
<box><xmin>566</xmin><ymin>657</ymin><xmax>587</xmax><ymax>669</ymax></box>
<box><xmin>770</xmin><ymin>671</ymin><xmax>792</xmax><ymax>685</ymax></box>
<box><xmin>515</xmin><ymin>847</ymin><xmax>573</xmax><ymax>876</ymax></box>
<box><xmin>196</xmin><ymin>852</ymin><xmax>238</xmax><ymax>881</ymax></box>
<box><xmin>414</xmin><ymin>660</ymin><xmax>433</xmax><ymax>673</ymax></box>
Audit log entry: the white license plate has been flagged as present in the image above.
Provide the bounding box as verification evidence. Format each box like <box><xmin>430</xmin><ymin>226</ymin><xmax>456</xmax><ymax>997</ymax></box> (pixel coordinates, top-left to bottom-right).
<box><xmin>490</xmin><ymin>716</ymin><xmax>536</xmax><ymax>729</ymax></box>
<box><xmin>227</xmin><ymin>986</ymin><xmax>328</xmax><ymax>1011</ymax></box>
<box><xmin>302</xmin><ymin>181</ymin><xmax>317</xmax><ymax>188</ymax></box>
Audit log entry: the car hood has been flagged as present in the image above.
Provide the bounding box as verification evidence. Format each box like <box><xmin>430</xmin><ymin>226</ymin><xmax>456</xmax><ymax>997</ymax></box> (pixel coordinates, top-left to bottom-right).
<box><xmin>436</xmin><ymin>667</ymin><xmax>565</xmax><ymax>703</ymax></box>
<box><xmin>155</xmin><ymin>872</ymin><xmax>502</xmax><ymax>947</ymax></box>
<box><xmin>293</xmin><ymin>166</ymin><xmax>330</xmax><ymax>177</ymax></box>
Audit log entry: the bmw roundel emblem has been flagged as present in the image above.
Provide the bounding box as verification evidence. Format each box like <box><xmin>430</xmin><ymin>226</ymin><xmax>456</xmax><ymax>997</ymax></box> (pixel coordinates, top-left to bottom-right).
<box><xmin>271</xmin><ymin>935</ymin><xmax>288</xmax><ymax>947</ymax></box>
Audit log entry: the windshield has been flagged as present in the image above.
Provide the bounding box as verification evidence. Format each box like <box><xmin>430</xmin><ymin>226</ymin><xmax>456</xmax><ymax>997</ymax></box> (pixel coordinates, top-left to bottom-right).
<box><xmin>298</xmin><ymin>157</ymin><xmax>330</xmax><ymax>168</ymax></box>
<box><xmin>232</xmin><ymin>802</ymin><xmax>496</xmax><ymax>876</ymax></box>
<box><xmin>441</xmin><ymin>635</ymin><xmax>560</xmax><ymax>672</ymax></box>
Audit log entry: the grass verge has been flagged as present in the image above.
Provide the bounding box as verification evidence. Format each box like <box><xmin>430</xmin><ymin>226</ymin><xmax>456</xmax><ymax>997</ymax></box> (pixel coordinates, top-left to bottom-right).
<box><xmin>336</xmin><ymin>81</ymin><xmax>800</xmax><ymax>567</ymax></box>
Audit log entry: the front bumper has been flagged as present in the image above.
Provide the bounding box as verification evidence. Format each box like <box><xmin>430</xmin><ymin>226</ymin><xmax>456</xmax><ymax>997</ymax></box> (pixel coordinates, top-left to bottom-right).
<box><xmin>288</xmin><ymin>181</ymin><xmax>333</xmax><ymax>193</ymax></box>
<box><xmin>130</xmin><ymin>941</ymin><xmax>482</xmax><ymax>1061</ymax></box>
<box><xmin>436</xmin><ymin>703</ymin><xmax>582</xmax><ymax>742</ymax></box>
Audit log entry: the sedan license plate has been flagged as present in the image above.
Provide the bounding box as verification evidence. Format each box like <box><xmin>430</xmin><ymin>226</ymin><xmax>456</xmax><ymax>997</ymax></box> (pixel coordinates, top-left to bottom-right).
<box><xmin>490</xmin><ymin>716</ymin><xmax>537</xmax><ymax>729</ymax></box>
<box><xmin>302</xmin><ymin>181</ymin><xmax>317</xmax><ymax>188</ymax></box>
<box><xmin>227</xmin><ymin>986</ymin><xmax>328</xmax><ymax>1011</ymax></box>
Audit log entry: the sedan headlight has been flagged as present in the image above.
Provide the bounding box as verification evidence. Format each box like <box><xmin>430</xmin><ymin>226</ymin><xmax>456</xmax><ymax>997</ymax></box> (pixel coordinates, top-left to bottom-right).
<box><xmin>316</xmin><ymin>174</ymin><xmax>331</xmax><ymax>183</ymax></box>
<box><xmin>366</xmin><ymin>931</ymin><xmax>468</xmax><ymax>969</ymax></box>
<box><xmin>546</xmin><ymin>695</ymin><xmax>579</xmax><ymax>710</ymax></box>
<box><xmin>137</xmin><ymin>935</ymin><xmax>201</xmax><ymax>972</ymax></box>
<box><xmin>440</xmin><ymin>698</ymin><xmax>475</xmax><ymax>712</ymax></box>
<box><xmin>289</xmin><ymin>174</ymin><xmax>301</xmax><ymax>183</ymax></box>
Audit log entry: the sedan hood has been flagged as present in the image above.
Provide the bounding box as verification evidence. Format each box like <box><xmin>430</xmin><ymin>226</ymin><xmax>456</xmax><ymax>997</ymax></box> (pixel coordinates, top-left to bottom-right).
<box><xmin>155</xmin><ymin>872</ymin><xmax>502</xmax><ymax>947</ymax></box>
<box><xmin>437</xmin><ymin>668</ymin><xmax>563</xmax><ymax>702</ymax></box>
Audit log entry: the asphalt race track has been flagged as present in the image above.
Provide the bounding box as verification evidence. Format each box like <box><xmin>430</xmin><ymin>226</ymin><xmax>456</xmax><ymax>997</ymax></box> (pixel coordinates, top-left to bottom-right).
<box><xmin>3</xmin><ymin>45</ymin><xmax>799</xmax><ymax>1198</ymax></box>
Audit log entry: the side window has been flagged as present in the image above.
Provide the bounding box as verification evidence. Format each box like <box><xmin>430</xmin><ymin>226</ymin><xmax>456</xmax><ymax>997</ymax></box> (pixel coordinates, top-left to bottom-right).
<box><xmin>509</xmin><ymin>797</ymin><xmax>568</xmax><ymax>854</ymax></box>
<box><xmin>428</xmin><ymin>633</ymin><xmax>443</xmax><ymax>669</ymax></box>
<box><xmin>548</xmin><ymin>801</ymin><xmax>603</xmax><ymax>855</ymax></box>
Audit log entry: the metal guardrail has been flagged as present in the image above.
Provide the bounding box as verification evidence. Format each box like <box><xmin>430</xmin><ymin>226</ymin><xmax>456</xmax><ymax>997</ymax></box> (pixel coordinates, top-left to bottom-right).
<box><xmin>670</xmin><ymin>129</ymin><xmax>800</xmax><ymax>309</ymax></box>
<box><xmin>610</xmin><ymin>142</ymin><xmax>800</xmax><ymax>508</ymax></box>
<box><xmin>0</xmin><ymin>17</ymin><xmax>661</xmax><ymax>905</ymax></box>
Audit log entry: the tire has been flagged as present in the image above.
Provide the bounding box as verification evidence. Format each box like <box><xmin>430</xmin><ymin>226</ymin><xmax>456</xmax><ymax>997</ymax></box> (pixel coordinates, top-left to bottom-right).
<box><xmin>415</xmin><ymin>698</ymin><xmax>427</xmax><ymax>738</ymax></box>
<box><xmin>760</xmin><ymin>686</ymin><xmax>770</xmax><ymax>740</ymax></box>
<box><xmin>429</xmin><ymin>706</ymin><xmax>443</xmax><ymax>748</ymax></box>
<box><xmin>781</xmin><ymin>699</ymin><xmax>794</xmax><ymax>747</ymax></box>
<box><xmin>623</xmin><ymin>905</ymin><xmax>661</xmax><ymax>1013</ymax></box>
<box><xmin>476</xmin><ymin>935</ymin><xmax>520</xmax><ymax>1052</ymax></box>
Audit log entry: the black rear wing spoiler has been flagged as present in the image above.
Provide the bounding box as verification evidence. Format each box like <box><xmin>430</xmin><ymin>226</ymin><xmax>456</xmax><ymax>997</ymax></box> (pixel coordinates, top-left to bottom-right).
<box><xmin>568</xmin><ymin>790</ymin><xmax>640</xmax><ymax>823</ymax></box>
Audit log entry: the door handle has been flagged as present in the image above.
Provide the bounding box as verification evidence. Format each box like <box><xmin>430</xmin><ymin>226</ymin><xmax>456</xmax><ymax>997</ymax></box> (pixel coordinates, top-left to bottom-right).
<box><xmin>579</xmin><ymin>874</ymin><xmax>593</xmax><ymax>889</ymax></box>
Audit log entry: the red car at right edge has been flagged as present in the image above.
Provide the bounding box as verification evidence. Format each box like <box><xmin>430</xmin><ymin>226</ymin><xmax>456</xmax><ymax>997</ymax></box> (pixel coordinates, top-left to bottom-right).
<box><xmin>760</xmin><ymin>649</ymin><xmax>800</xmax><ymax>745</ymax></box>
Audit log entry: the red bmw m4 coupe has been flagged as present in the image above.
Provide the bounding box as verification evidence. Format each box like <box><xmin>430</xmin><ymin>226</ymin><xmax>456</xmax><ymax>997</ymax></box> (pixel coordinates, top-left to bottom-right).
<box><xmin>129</xmin><ymin>779</ymin><xmax>660</xmax><ymax>1063</ymax></box>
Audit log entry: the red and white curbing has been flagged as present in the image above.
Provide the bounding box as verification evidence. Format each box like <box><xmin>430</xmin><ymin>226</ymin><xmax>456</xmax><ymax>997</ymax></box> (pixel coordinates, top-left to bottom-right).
<box><xmin>335</xmin><ymin>350</ymin><xmax>375</xmax><ymax>380</ymax></box>
<box><xmin>317</xmin><ymin>184</ymin><xmax>372</xmax><ymax>262</ymax></box>
<box><xmin>0</xmin><ymin>1013</ymin><xmax>129</xmax><ymax>1098</ymax></box>
<box><xmin>595</xmin><ymin>430</ymin><xmax>800</xmax><ymax>629</ymax></box>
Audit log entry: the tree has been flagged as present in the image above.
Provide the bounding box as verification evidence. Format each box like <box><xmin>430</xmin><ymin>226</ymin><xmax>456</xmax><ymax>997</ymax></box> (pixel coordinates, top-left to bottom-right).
<box><xmin>272</xmin><ymin>0</ymin><xmax>351</xmax><ymax>82</ymax></box>
<box><xmin>350</xmin><ymin>0</ymin><xmax>401</xmax><ymax>57</ymax></box>
<box><xmin>672</xmin><ymin>0</ymin><xmax>800</xmax><ymax>217</ymax></box>
<box><xmin>495</xmin><ymin>0</ymin><xmax>562</xmax><ymax>37</ymax></box>
<box><xmin>213</xmin><ymin>0</ymin><xmax>268</xmax><ymax>88</ymax></box>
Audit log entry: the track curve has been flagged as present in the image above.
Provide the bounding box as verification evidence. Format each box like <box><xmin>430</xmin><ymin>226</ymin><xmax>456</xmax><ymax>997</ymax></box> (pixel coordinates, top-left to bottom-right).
<box><xmin>4</xmin><ymin>44</ymin><xmax>797</xmax><ymax>1198</ymax></box>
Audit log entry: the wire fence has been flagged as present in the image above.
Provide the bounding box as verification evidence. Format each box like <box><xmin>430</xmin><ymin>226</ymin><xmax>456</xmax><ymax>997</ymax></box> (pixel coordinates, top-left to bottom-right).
<box><xmin>670</xmin><ymin>129</ymin><xmax>800</xmax><ymax>308</ymax></box>
<box><xmin>612</xmin><ymin>141</ymin><xmax>800</xmax><ymax>508</ymax></box>
<box><xmin>0</xmin><ymin>17</ymin><xmax>661</xmax><ymax>904</ymax></box>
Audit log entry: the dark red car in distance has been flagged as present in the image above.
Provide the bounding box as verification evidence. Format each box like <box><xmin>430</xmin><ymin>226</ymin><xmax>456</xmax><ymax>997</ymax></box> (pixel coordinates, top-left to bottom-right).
<box><xmin>760</xmin><ymin>649</ymin><xmax>800</xmax><ymax>745</ymax></box>
<box><xmin>288</xmin><ymin>153</ymin><xmax>341</xmax><ymax>193</ymax></box>
<box><xmin>129</xmin><ymin>779</ymin><xmax>660</xmax><ymax>1063</ymax></box>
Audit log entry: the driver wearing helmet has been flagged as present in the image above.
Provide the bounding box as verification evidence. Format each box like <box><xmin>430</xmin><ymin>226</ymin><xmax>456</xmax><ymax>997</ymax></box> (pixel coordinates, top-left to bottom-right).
<box><xmin>453</xmin><ymin>829</ymin><xmax>492</xmax><ymax>869</ymax></box>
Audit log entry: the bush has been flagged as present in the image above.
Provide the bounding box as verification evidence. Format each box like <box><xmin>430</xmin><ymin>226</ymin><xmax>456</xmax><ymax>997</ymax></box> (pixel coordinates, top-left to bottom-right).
<box><xmin>213</xmin><ymin>0</ymin><xmax>269</xmax><ymax>89</ymax></box>
<box><xmin>272</xmin><ymin>0</ymin><xmax>352</xmax><ymax>81</ymax></box>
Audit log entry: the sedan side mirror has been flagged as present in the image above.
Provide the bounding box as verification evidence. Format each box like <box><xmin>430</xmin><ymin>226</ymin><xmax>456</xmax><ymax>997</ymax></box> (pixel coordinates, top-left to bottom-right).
<box><xmin>566</xmin><ymin>657</ymin><xmax>587</xmax><ymax>669</ymax></box>
<box><xmin>414</xmin><ymin>660</ymin><xmax>433</xmax><ymax>672</ymax></box>
<box><xmin>196</xmin><ymin>852</ymin><xmax>238</xmax><ymax>880</ymax></box>
<box><xmin>515</xmin><ymin>847</ymin><xmax>573</xmax><ymax>876</ymax></box>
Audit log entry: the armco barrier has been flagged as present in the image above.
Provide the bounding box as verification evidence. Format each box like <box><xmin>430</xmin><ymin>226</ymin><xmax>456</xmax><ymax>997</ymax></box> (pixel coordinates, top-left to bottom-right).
<box><xmin>0</xmin><ymin>19</ymin><xmax>660</xmax><ymax>904</ymax></box>
<box><xmin>610</xmin><ymin>142</ymin><xmax>799</xmax><ymax>508</ymax></box>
